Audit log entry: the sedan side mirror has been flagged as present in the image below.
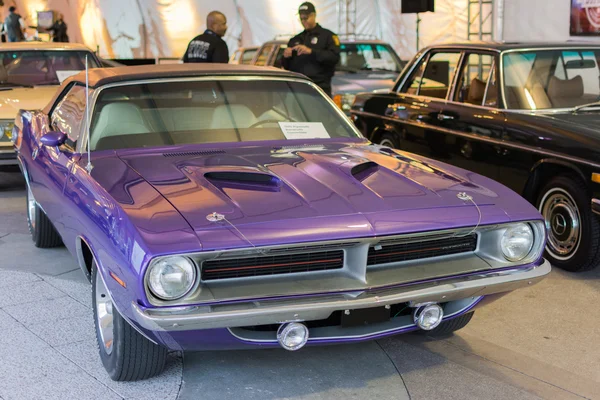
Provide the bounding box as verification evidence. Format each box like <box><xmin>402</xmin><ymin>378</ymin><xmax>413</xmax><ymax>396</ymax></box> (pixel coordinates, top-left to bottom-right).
<box><xmin>40</xmin><ymin>131</ymin><xmax>67</xmax><ymax>147</ymax></box>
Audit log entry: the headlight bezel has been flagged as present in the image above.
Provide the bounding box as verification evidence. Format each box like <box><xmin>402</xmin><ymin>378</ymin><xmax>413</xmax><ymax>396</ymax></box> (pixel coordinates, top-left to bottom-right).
<box><xmin>145</xmin><ymin>256</ymin><xmax>198</xmax><ymax>301</ymax></box>
<box><xmin>476</xmin><ymin>220</ymin><xmax>546</xmax><ymax>268</ymax></box>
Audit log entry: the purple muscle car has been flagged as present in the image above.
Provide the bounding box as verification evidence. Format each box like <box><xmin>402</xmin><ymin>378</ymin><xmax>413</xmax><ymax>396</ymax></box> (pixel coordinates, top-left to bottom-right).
<box><xmin>13</xmin><ymin>64</ymin><xmax>550</xmax><ymax>381</ymax></box>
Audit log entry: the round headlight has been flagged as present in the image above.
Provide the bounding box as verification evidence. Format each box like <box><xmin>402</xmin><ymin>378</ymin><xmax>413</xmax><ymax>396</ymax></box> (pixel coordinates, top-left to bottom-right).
<box><xmin>501</xmin><ymin>223</ymin><xmax>534</xmax><ymax>262</ymax></box>
<box><xmin>147</xmin><ymin>256</ymin><xmax>196</xmax><ymax>300</ymax></box>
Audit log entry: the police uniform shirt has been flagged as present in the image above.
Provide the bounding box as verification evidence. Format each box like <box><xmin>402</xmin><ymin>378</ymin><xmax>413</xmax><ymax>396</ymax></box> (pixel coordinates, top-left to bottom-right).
<box><xmin>281</xmin><ymin>24</ymin><xmax>340</xmax><ymax>92</ymax></box>
<box><xmin>183</xmin><ymin>29</ymin><xmax>229</xmax><ymax>63</ymax></box>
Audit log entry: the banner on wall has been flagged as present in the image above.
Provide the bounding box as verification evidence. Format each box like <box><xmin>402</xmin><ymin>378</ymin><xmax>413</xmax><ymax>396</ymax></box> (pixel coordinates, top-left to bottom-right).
<box><xmin>570</xmin><ymin>0</ymin><xmax>600</xmax><ymax>35</ymax></box>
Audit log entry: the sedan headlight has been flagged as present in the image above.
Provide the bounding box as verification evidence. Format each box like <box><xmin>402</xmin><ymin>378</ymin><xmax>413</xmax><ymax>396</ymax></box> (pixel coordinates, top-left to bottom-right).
<box><xmin>0</xmin><ymin>120</ymin><xmax>14</xmax><ymax>142</ymax></box>
<box><xmin>501</xmin><ymin>223</ymin><xmax>534</xmax><ymax>261</ymax></box>
<box><xmin>147</xmin><ymin>256</ymin><xmax>197</xmax><ymax>300</ymax></box>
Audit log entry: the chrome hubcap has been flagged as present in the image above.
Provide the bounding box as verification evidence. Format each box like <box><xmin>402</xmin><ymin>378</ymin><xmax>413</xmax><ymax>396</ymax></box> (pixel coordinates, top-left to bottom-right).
<box><xmin>27</xmin><ymin>186</ymin><xmax>36</xmax><ymax>230</ymax></box>
<box><xmin>95</xmin><ymin>272</ymin><xmax>114</xmax><ymax>355</ymax></box>
<box><xmin>540</xmin><ymin>189</ymin><xmax>581</xmax><ymax>260</ymax></box>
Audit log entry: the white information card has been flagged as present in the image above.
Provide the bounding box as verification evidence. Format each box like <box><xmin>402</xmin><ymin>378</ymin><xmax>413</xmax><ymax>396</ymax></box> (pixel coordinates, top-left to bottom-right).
<box><xmin>278</xmin><ymin>122</ymin><xmax>331</xmax><ymax>140</ymax></box>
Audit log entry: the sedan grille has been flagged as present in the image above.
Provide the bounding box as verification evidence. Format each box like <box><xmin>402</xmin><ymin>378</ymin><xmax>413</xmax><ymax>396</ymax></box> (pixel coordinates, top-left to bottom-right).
<box><xmin>202</xmin><ymin>250</ymin><xmax>344</xmax><ymax>280</ymax></box>
<box><xmin>367</xmin><ymin>234</ymin><xmax>477</xmax><ymax>266</ymax></box>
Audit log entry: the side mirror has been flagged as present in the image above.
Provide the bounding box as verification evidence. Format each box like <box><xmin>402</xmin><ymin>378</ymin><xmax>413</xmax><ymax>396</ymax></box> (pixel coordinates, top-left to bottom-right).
<box><xmin>40</xmin><ymin>131</ymin><xmax>67</xmax><ymax>147</ymax></box>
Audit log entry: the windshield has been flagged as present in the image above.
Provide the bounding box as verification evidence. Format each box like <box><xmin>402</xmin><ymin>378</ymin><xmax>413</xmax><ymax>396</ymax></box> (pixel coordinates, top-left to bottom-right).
<box><xmin>89</xmin><ymin>79</ymin><xmax>360</xmax><ymax>151</ymax></box>
<box><xmin>503</xmin><ymin>49</ymin><xmax>600</xmax><ymax>110</ymax></box>
<box><xmin>337</xmin><ymin>43</ymin><xmax>403</xmax><ymax>73</ymax></box>
<box><xmin>0</xmin><ymin>51</ymin><xmax>99</xmax><ymax>87</ymax></box>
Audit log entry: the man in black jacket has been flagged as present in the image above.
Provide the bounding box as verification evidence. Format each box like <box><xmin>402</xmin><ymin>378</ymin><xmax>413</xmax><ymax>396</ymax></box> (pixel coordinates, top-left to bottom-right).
<box><xmin>183</xmin><ymin>11</ymin><xmax>229</xmax><ymax>63</ymax></box>
<box><xmin>281</xmin><ymin>2</ymin><xmax>340</xmax><ymax>97</ymax></box>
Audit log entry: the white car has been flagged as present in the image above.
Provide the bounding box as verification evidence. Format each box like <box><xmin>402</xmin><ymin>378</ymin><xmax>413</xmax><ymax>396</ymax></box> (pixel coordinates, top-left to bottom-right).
<box><xmin>0</xmin><ymin>42</ymin><xmax>101</xmax><ymax>169</ymax></box>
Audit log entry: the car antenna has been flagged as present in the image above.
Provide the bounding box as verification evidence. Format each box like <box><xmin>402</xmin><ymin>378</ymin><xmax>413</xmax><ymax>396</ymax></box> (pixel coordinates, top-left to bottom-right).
<box><xmin>85</xmin><ymin>54</ymin><xmax>93</xmax><ymax>173</ymax></box>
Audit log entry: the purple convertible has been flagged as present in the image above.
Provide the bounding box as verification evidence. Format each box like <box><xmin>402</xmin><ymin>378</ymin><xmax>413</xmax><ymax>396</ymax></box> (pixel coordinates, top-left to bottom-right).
<box><xmin>13</xmin><ymin>64</ymin><xmax>550</xmax><ymax>381</ymax></box>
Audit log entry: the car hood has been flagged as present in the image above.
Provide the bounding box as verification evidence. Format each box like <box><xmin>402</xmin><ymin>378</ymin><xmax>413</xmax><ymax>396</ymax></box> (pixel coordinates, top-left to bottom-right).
<box><xmin>0</xmin><ymin>86</ymin><xmax>58</xmax><ymax>119</ymax></box>
<box><xmin>333</xmin><ymin>72</ymin><xmax>398</xmax><ymax>94</ymax></box>
<box><xmin>111</xmin><ymin>142</ymin><xmax>524</xmax><ymax>250</ymax></box>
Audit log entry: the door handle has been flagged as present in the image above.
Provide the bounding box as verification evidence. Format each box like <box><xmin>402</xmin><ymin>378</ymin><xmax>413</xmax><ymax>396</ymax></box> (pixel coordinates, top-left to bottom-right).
<box><xmin>437</xmin><ymin>113</ymin><xmax>454</xmax><ymax>121</ymax></box>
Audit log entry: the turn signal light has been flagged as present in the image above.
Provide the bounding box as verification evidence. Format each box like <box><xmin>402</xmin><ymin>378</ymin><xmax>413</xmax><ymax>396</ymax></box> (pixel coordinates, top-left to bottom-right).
<box><xmin>592</xmin><ymin>173</ymin><xmax>600</xmax><ymax>184</ymax></box>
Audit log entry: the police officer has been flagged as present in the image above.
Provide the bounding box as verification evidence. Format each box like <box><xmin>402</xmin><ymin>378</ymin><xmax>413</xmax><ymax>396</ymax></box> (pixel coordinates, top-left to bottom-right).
<box><xmin>183</xmin><ymin>11</ymin><xmax>229</xmax><ymax>63</ymax></box>
<box><xmin>281</xmin><ymin>2</ymin><xmax>340</xmax><ymax>97</ymax></box>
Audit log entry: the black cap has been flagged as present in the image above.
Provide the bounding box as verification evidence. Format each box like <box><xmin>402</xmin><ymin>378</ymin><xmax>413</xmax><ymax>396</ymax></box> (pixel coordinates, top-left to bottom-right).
<box><xmin>298</xmin><ymin>2</ymin><xmax>316</xmax><ymax>15</ymax></box>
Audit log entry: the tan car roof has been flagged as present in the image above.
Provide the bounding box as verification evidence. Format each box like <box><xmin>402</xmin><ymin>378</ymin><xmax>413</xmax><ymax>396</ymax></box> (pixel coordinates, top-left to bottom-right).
<box><xmin>0</xmin><ymin>42</ymin><xmax>93</xmax><ymax>52</ymax></box>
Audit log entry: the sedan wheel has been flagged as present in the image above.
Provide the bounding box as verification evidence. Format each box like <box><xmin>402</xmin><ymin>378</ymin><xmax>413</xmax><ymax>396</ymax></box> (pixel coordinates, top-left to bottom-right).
<box><xmin>379</xmin><ymin>133</ymin><xmax>399</xmax><ymax>149</ymax></box>
<box><xmin>537</xmin><ymin>176</ymin><xmax>600</xmax><ymax>271</ymax></box>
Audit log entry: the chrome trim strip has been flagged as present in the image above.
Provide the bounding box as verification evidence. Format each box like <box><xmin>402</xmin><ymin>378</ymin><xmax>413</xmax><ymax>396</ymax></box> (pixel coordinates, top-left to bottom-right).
<box><xmin>353</xmin><ymin>110</ymin><xmax>600</xmax><ymax>170</ymax></box>
<box><xmin>226</xmin><ymin>296</ymin><xmax>482</xmax><ymax>343</ymax></box>
<box><xmin>593</xmin><ymin>199</ymin><xmax>600</xmax><ymax>216</ymax></box>
<box><xmin>77</xmin><ymin>76</ymin><xmax>362</xmax><ymax>154</ymax></box>
<box><xmin>130</xmin><ymin>260</ymin><xmax>550</xmax><ymax>332</ymax></box>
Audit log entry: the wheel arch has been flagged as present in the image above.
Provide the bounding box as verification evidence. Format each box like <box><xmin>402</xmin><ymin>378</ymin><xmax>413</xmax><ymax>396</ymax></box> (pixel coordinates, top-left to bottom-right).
<box><xmin>523</xmin><ymin>158</ymin><xmax>590</xmax><ymax>203</ymax></box>
<box><xmin>76</xmin><ymin>236</ymin><xmax>97</xmax><ymax>283</ymax></box>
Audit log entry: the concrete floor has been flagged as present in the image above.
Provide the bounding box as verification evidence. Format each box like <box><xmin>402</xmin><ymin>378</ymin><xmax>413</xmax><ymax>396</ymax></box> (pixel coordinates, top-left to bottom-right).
<box><xmin>0</xmin><ymin>169</ymin><xmax>599</xmax><ymax>400</ymax></box>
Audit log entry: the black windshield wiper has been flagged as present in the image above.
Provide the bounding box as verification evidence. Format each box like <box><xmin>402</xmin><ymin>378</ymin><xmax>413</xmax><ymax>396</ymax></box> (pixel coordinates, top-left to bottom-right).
<box><xmin>0</xmin><ymin>81</ymin><xmax>34</xmax><ymax>89</ymax></box>
<box><xmin>572</xmin><ymin>101</ymin><xmax>600</xmax><ymax>113</ymax></box>
<box><xmin>360</xmin><ymin>67</ymin><xmax>397</xmax><ymax>73</ymax></box>
<box><xmin>336</xmin><ymin>66</ymin><xmax>358</xmax><ymax>73</ymax></box>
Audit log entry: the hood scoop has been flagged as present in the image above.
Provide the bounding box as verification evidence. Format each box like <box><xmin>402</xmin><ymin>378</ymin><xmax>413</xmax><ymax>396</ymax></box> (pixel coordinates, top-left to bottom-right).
<box><xmin>204</xmin><ymin>171</ymin><xmax>282</xmax><ymax>192</ymax></box>
<box><xmin>163</xmin><ymin>149</ymin><xmax>225</xmax><ymax>157</ymax></box>
<box><xmin>351</xmin><ymin>161</ymin><xmax>380</xmax><ymax>181</ymax></box>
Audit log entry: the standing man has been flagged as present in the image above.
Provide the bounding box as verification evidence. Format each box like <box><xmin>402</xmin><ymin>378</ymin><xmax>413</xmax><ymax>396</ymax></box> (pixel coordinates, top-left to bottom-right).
<box><xmin>4</xmin><ymin>6</ymin><xmax>25</xmax><ymax>43</ymax></box>
<box><xmin>47</xmin><ymin>13</ymin><xmax>68</xmax><ymax>42</ymax></box>
<box><xmin>183</xmin><ymin>11</ymin><xmax>229</xmax><ymax>63</ymax></box>
<box><xmin>281</xmin><ymin>2</ymin><xmax>340</xmax><ymax>97</ymax></box>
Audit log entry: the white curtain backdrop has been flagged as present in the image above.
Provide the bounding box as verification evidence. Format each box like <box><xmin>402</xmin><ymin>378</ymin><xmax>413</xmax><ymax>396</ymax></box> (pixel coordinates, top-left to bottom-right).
<box><xmin>2</xmin><ymin>0</ymin><xmax>478</xmax><ymax>60</ymax></box>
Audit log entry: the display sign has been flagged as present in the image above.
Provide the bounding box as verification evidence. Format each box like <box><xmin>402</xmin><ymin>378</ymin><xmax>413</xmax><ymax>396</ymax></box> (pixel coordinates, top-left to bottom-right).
<box><xmin>278</xmin><ymin>122</ymin><xmax>330</xmax><ymax>140</ymax></box>
<box><xmin>571</xmin><ymin>0</ymin><xmax>600</xmax><ymax>35</ymax></box>
<box><xmin>37</xmin><ymin>11</ymin><xmax>54</xmax><ymax>29</ymax></box>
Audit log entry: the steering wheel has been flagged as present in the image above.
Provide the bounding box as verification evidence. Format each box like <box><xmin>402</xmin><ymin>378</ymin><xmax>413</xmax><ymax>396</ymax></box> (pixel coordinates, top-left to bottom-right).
<box><xmin>248</xmin><ymin>119</ymin><xmax>288</xmax><ymax>129</ymax></box>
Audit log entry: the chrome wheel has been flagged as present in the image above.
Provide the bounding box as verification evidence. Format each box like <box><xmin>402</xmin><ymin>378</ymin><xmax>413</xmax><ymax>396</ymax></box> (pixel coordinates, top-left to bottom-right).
<box><xmin>27</xmin><ymin>186</ymin><xmax>36</xmax><ymax>230</ymax></box>
<box><xmin>95</xmin><ymin>272</ymin><xmax>114</xmax><ymax>355</ymax></box>
<box><xmin>539</xmin><ymin>188</ymin><xmax>581</xmax><ymax>260</ymax></box>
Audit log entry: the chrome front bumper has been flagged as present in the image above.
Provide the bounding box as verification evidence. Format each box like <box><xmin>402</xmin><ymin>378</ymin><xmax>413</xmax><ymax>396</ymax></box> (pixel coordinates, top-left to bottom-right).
<box><xmin>131</xmin><ymin>260</ymin><xmax>551</xmax><ymax>332</ymax></box>
<box><xmin>0</xmin><ymin>148</ymin><xmax>17</xmax><ymax>166</ymax></box>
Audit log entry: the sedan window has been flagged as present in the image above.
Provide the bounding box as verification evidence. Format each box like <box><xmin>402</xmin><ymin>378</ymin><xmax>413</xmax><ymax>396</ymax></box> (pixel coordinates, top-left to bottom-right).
<box><xmin>88</xmin><ymin>79</ymin><xmax>361</xmax><ymax>151</ymax></box>
<box><xmin>455</xmin><ymin>53</ymin><xmax>496</xmax><ymax>106</ymax></box>
<box><xmin>503</xmin><ymin>48</ymin><xmax>600</xmax><ymax>109</ymax></box>
<box><xmin>401</xmin><ymin>52</ymin><xmax>461</xmax><ymax>99</ymax></box>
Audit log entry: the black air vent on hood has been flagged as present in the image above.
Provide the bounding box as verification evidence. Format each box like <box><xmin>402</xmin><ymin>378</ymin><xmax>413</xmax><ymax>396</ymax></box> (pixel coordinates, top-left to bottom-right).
<box><xmin>351</xmin><ymin>162</ymin><xmax>380</xmax><ymax>181</ymax></box>
<box><xmin>204</xmin><ymin>171</ymin><xmax>281</xmax><ymax>190</ymax></box>
<box><xmin>163</xmin><ymin>150</ymin><xmax>226</xmax><ymax>157</ymax></box>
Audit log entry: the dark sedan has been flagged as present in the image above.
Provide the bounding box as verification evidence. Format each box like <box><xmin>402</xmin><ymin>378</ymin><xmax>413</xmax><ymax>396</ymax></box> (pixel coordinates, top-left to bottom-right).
<box><xmin>351</xmin><ymin>42</ymin><xmax>600</xmax><ymax>272</ymax></box>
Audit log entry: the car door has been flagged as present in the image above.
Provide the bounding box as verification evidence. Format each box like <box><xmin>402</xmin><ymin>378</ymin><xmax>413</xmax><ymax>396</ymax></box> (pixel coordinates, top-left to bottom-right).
<box><xmin>385</xmin><ymin>50</ymin><xmax>462</xmax><ymax>161</ymax></box>
<box><xmin>33</xmin><ymin>84</ymin><xmax>87</xmax><ymax>238</ymax></box>
<box><xmin>436</xmin><ymin>52</ymin><xmax>506</xmax><ymax>182</ymax></box>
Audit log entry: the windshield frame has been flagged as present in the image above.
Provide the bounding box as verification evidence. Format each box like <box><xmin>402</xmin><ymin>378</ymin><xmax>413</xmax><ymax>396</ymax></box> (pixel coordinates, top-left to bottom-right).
<box><xmin>0</xmin><ymin>49</ymin><xmax>100</xmax><ymax>87</ymax></box>
<box><xmin>500</xmin><ymin>46</ymin><xmax>600</xmax><ymax>112</ymax></box>
<box><xmin>337</xmin><ymin>42</ymin><xmax>404</xmax><ymax>73</ymax></box>
<box><xmin>78</xmin><ymin>75</ymin><xmax>365</xmax><ymax>154</ymax></box>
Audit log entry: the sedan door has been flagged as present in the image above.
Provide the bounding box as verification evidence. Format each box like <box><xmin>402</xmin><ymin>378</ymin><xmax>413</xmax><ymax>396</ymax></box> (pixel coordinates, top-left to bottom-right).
<box><xmin>383</xmin><ymin>51</ymin><xmax>463</xmax><ymax>161</ymax></box>
<box><xmin>435</xmin><ymin>52</ymin><xmax>506</xmax><ymax>182</ymax></box>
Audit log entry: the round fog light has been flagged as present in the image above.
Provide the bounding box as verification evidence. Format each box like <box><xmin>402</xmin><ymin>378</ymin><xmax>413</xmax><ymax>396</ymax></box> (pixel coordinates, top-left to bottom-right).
<box><xmin>413</xmin><ymin>304</ymin><xmax>444</xmax><ymax>331</ymax></box>
<box><xmin>277</xmin><ymin>322</ymin><xmax>309</xmax><ymax>351</ymax></box>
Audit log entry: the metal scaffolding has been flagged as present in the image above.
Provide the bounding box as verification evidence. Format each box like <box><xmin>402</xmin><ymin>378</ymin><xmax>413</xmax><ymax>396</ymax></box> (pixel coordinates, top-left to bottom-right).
<box><xmin>337</xmin><ymin>0</ymin><xmax>357</xmax><ymax>36</ymax></box>
<box><xmin>467</xmin><ymin>0</ymin><xmax>494</xmax><ymax>41</ymax></box>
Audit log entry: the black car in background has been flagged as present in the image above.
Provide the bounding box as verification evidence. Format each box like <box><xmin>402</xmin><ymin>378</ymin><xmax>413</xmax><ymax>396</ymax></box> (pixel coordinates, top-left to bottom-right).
<box><xmin>351</xmin><ymin>42</ymin><xmax>600</xmax><ymax>272</ymax></box>
<box><xmin>253</xmin><ymin>36</ymin><xmax>406</xmax><ymax>113</ymax></box>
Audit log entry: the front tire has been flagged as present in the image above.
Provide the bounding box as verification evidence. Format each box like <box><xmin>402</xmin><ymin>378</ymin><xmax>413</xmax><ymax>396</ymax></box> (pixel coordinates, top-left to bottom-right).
<box><xmin>426</xmin><ymin>312</ymin><xmax>474</xmax><ymax>336</ymax></box>
<box><xmin>92</xmin><ymin>261</ymin><xmax>167</xmax><ymax>381</ymax></box>
<box><xmin>536</xmin><ymin>176</ymin><xmax>600</xmax><ymax>272</ymax></box>
<box><xmin>26</xmin><ymin>185</ymin><xmax>62</xmax><ymax>248</ymax></box>
<box><xmin>379</xmin><ymin>133</ymin><xmax>400</xmax><ymax>149</ymax></box>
